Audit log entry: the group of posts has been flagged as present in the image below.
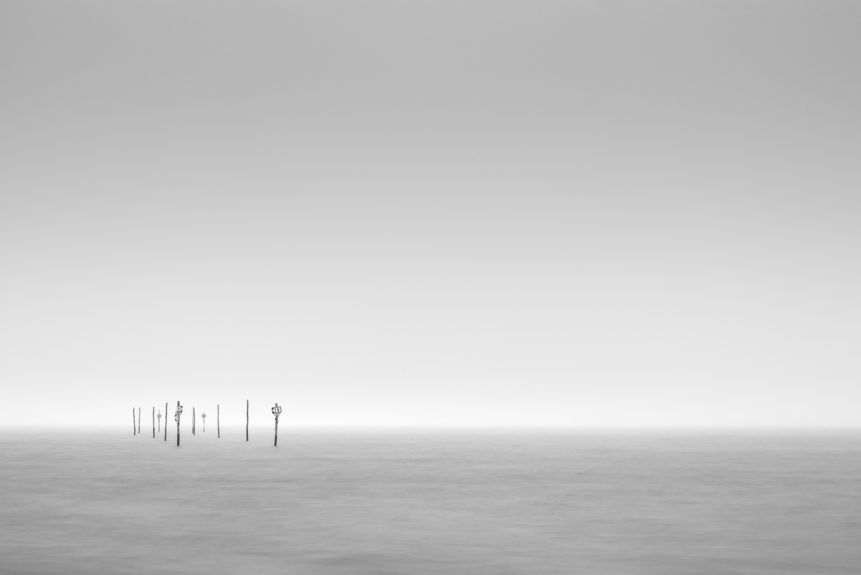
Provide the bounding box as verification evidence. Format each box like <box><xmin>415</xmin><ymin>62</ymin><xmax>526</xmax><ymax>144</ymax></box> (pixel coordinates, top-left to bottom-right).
<box><xmin>131</xmin><ymin>400</ymin><xmax>283</xmax><ymax>446</ymax></box>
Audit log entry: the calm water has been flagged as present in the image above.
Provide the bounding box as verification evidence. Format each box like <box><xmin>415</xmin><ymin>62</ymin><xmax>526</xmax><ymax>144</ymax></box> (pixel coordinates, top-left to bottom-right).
<box><xmin>1</xmin><ymin>429</ymin><xmax>859</xmax><ymax>574</ymax></box>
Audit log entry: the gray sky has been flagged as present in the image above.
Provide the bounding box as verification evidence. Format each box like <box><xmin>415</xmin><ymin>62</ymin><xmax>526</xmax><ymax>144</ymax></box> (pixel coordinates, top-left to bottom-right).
<box><xmin>1</xmin><ymin>0</ymin><xmax>860</xmax><ymax>427</ymax></box>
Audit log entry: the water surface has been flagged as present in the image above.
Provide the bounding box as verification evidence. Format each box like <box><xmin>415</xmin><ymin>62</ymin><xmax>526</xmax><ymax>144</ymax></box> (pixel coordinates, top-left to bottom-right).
<box><xmin>1</xmin><ymin>430</ymin><xmax>859</xmax><ymax>574</ymax></box>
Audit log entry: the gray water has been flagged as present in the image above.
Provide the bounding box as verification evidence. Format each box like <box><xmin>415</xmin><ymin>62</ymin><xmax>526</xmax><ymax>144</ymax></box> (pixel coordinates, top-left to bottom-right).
<box><xmin>1</xmin><ymin>430</ymin><xmax>859</xmax><ymax>574</ymax></box>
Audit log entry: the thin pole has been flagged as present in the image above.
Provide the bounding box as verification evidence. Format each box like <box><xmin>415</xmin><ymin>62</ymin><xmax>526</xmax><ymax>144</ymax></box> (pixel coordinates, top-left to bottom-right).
<box><xmin>246</xmin><ymin>400</ymin><xmax>249</xmax><ymax>442</ymax></box>
<box><xmin>132</xmin><ymin>408</ymin><xmax>136</xmax><ymax>435</ymax></box>
<box><xmin>164</xmin><ymin>402</ymin><xmax>168</xmax><ymax>442</ymax></box>
<box><xmin>217</xmin><ymin>404</ymin><xmax>220</xmax><ymax>439</ymax></box>
<box><xmin>152</xmin><ymin>406</ymin><xmax>155</xmax><ymax>438</ymax></box>
<box><xmin>176</xmin><ymin>401</ymin><xmax>181</xmax><ymax>447</ymax></box>
<box><xmin>272</xmin><ymin>403</ymin><xmax>282</xmax><ymax>447</ymax></box>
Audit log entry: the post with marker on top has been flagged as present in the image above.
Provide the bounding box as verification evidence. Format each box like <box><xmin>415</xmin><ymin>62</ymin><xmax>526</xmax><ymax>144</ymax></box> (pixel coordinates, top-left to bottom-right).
<box><xmin>175</xmin><ymin>401</ymin><xmax>183</xmax><ymax>447</ymax></box>
<box><xmin>271</xmin><ymin>403</ymin><xmax>283</xmax><ymax>447</ymax></box>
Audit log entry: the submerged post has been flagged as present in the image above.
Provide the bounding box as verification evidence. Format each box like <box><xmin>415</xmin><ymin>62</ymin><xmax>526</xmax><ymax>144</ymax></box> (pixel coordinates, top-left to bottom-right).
<box><xmin>271</xmin><ymin>403</ymin><xmax>282</xmax><ymax>447</ymax></box>
<box><xmin>132</xmin><ymin>408</ymin><xmax>136</xmax><ymax>435</ymax></box>
<box><xmin>202</xmin><ymin>411</ymin><xmax>206</xmax><ymax>433</ymax></box>
<box><xmin>217</xmin><ymin>404</ymin><xmax>220</xmax><ymax>438</ymax></box>
<box><xmin>246</xmin><ymin>400</ymin><xmax>249</xmax><ymax>442</ymax></box>
<box><xmin>175</xmin><ymin>401</ymin><xmax>183</xmax><ymax>447</ymax></box>
<box><xmin>164</xmin><ymin>402</ymin><xmax>168</xmax><ymax>441</ymax></box>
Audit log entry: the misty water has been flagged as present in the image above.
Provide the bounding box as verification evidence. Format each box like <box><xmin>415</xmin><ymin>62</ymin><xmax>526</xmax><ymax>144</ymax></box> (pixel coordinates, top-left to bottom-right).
<box><xmin>1</xmin><ymin>430</ymin><xmax>859</xmax><ymax>574</ymax></box>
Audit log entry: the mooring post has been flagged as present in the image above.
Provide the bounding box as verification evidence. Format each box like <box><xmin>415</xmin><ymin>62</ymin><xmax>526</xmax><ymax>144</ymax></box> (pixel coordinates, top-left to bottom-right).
<box><xmin>202</xmin><ymin>411</ymin><xmax>206</xmax><ymax>433</ymax></box>
<box><xmin>132</xmin><ymin>408</ymin><xmax>136</xmax><ymax>435</ymax></box>
<box><xmin>175</xmin><ymin>401</ymin><xmax>183</xmax><ymax>447</ymax></box>
<box><xmin>246</xmin><ymin>400</ymin><xmax>249</xmax><ymax>442</ymax></box>
<box><xmin>217</xmin><ymin>404</ymin><xmax>220</xmax><ymax>438</ymax></box>
<box><xmin>271</xmin><ymin>402</ymin><xmax>282</xmax><ymax>447</ymax></box>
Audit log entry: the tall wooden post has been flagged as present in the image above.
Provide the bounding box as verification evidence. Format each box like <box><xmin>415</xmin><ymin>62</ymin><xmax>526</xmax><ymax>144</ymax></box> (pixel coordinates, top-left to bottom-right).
<box><xmin>246</xmin><ymin>400</ymin><xmax>249</xmax><ymax>442</ymax></box>
<box><xmin>152</xmin><ymin>406</ymin><xmax>155</xmax><ymax>438</ymax></box>
<box><xmin>192</xmin><ymin>407</ymin><xmax>196</xmax><ymax>436</ymax></box>
<box><xmin>175</xmin><ymin>401</ymin><xmax>183</xmax><ymax>447</ymax></box>
<box><xmin>217</xmin><ymin>404</ymin><xmax>220</xmax><ymax>439</ymax></box>
<box><xmin>132</xmin><ymin>408</ymin><xmax>136</xmax><ymax>435</ymax></box>
<box><xmin>271</xmin><ymin>403</ymin><xmax>282</xmax><ymax>447</ymax></box>
<box><xmin>164</xmin><ymin>402</ymin><xmax>168</xmax><ymax>442</ymax></box>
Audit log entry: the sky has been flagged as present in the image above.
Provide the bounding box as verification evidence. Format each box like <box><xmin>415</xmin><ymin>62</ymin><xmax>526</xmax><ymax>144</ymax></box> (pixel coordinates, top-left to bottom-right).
<box><xmin>1</xmin><ymin>0</ymin><xmax>860</xmax><ymax>428</ymax></box>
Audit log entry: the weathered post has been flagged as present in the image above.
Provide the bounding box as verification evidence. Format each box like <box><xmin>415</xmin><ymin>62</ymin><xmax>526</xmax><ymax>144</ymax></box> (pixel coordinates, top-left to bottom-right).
<box><xmin>192</xmin><ymin>407</ymin><xmax>196</xmax><ymax>436</ymax></box>
<box><xmin>271</xmin><ymin>403</ymin><xmax>282</xmax><ymax>447</ymax></box>
<box><xmin>217</xmin><ymin>404</ymin><xmax>220</xmax><ymax>439</ymax></box>
<box><xmin>202</xmin><ymin>411</ymin><xmax>206</xmax><ymax>433</ymax></box>
<box><xmin>132</xmin><ymin>408</ymin><xmax>136</xmax><ymax>435</ymax></box>
<box><xmin>152</xmin><ymin>406</ymin><xmax>155</xmax><ymax>438</ymax></box>
<box><xmin>164</xmin><ymin>402</ymin><xmax>168</xmax><ymax>442</ymax></box>
<box><xmin>175</xmin><ymin>401</ymin><xmax>183</xmax><ymax>447</ymax></box>
<box><xmin>246</xmin><ymin>400</ymin><xmax>249</xmax><ymax>442</ymax></box>
<box><xmin>157</xmin><ymin>408</ymin><xmax>162</xmax><ymax>433</ymax></box>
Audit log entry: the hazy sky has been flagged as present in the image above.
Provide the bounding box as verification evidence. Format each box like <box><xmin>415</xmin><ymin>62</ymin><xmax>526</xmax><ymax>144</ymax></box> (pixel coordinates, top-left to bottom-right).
<box><xmin>1</xmin><ymin>1</ymin><xmax>860</xmax><ymax>427</ymax></box>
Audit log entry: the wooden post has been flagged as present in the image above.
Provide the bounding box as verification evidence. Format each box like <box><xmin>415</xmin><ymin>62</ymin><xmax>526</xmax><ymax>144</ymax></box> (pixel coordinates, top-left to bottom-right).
<box><xmin>132</xmin><ymin>408</ymin><xmax>136</xmax><ymax>435</ymax></box>
<box><xmin>164</xmin><ymin>402</ymin><xmax>168</xmax><ymax>442</ymax></box>
<box><xmin>246</xmin><ymin>400</ymin><xmax>249</xmax><ymax>442</ymax></box>
<box><xmin>152</xmin><ymin>406</ymin><xmax>155</xmax><ymax>438</ymax></box>
<box><xmin>176</xmin><ymin>401</ymin><xmax>182</xmax><ymax>447</ymax></box>
<box><xmin>271</xmin><ymin>403</ymin><xmax>282</xmax><ymax>447</ymax></box>
<box><xmin>217</xmin><ymin>404</ymin><xmax>220</xmax><ymax>439</ymax></box>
